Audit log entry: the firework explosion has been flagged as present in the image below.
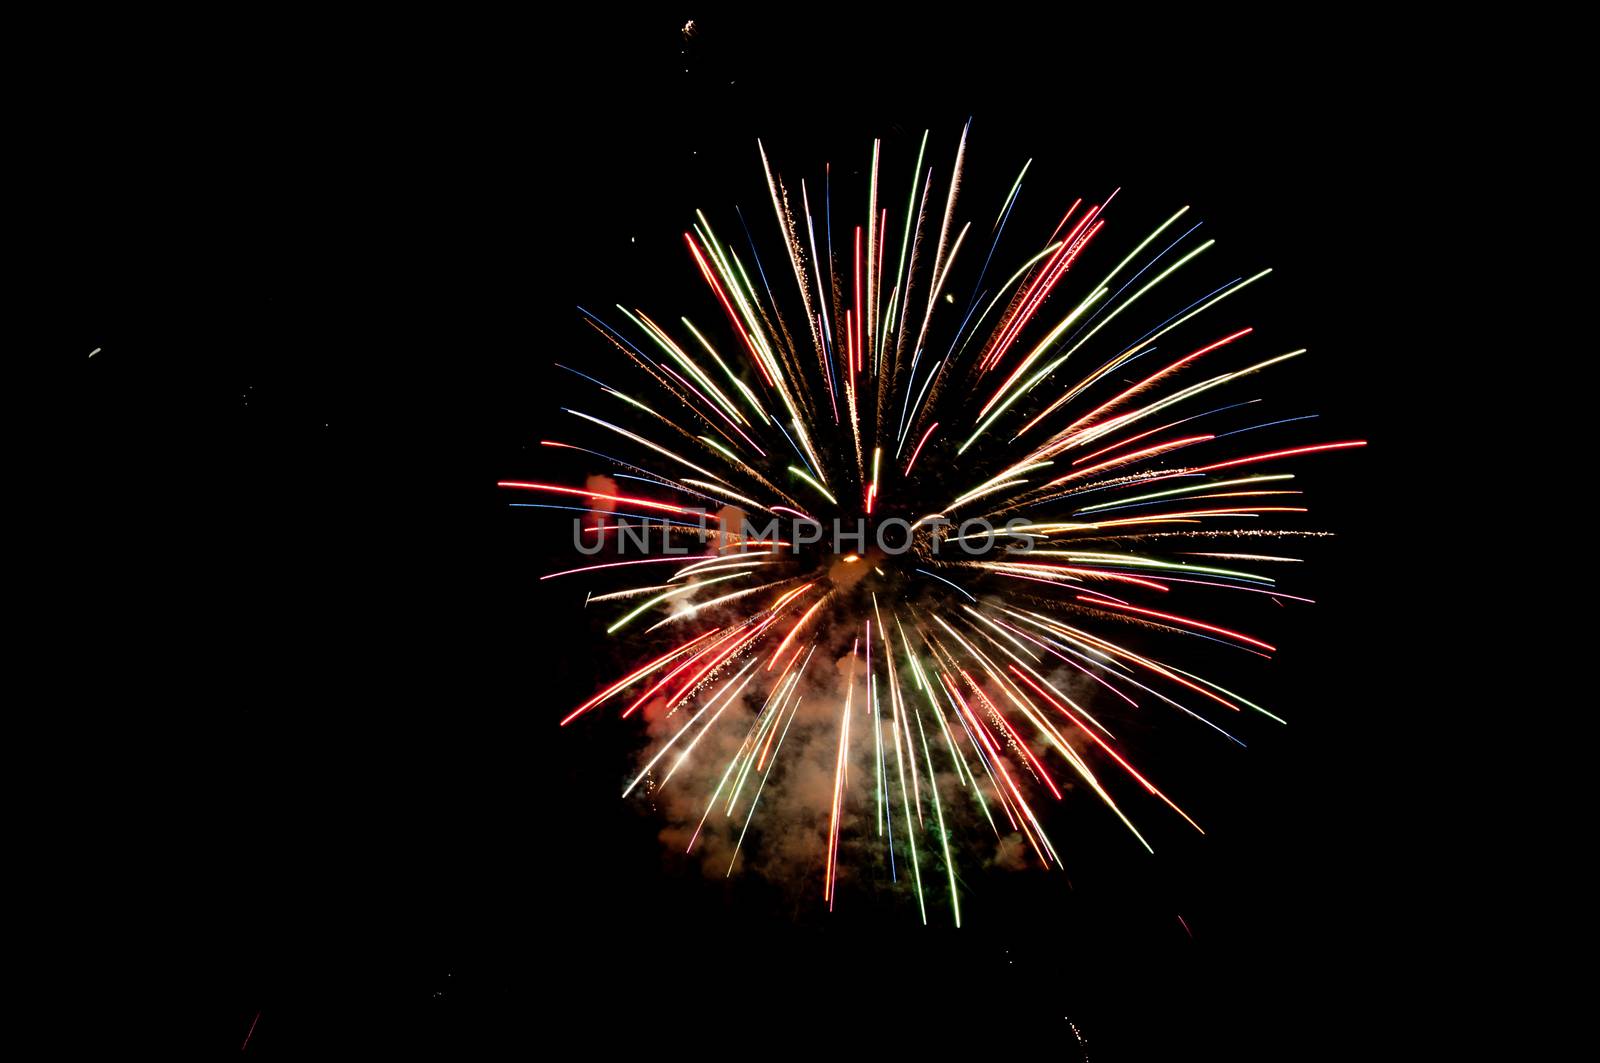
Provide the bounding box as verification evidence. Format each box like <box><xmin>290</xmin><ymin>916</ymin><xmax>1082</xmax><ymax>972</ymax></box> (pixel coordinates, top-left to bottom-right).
<box><xmin>503</xmin><ymin>126</ymin><xmax>1363</xmax><ymax>925</ymax></box>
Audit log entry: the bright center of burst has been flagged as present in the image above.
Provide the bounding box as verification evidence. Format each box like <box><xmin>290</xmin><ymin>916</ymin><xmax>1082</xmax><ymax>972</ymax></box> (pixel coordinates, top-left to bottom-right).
<box><xmin>826</xmin><ymin>549</ymin><xmax>883</xmax><ymax>591</ymax></box>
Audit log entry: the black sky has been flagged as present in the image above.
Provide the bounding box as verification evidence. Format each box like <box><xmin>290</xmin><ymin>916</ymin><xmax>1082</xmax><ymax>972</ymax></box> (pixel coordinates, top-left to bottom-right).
<box><xmin>60</xmin><ymin>12</ymin><xmax>1422</xmax><ymax>1058</ymax></box>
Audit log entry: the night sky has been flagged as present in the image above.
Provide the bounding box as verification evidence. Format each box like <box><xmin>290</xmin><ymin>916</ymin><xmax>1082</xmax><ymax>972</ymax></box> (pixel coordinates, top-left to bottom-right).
<box><xmin>63</xmin><ymin>13</ymin><xmax>1415</xmax><ymax>1057</ymax></box>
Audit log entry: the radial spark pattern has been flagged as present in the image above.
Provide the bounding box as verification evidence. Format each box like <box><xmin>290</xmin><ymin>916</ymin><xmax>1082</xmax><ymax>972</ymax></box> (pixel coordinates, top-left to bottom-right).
<box><xmin>504</xmin><ymin>127</ymin><xmax>1363</xmax><ymax>924</ymax></box>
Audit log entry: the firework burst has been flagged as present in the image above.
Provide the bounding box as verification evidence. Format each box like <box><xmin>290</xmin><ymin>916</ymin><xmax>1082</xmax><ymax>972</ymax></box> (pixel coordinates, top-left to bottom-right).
<box><xmin>504</xmin><ymin>126</ymin><xmax>1363</xmax><ymax>925</ymax></box>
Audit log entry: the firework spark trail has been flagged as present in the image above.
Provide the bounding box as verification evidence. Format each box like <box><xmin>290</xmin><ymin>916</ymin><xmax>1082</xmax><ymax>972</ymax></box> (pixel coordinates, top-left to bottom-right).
<box><xmin>624</xmin><ymin>660</ymin><xmax>762</xmax><ymax>797</ymax></box>
<box><xmin>728</xmin><ymin>687</ymin><xmax>806</xmax><ymax>875</ymax></box>
<box><xmin>513</xmin><ymin>128</ymin><xmax>1363</xmax><ymax>922</ymax></box>
<box><xmin>685</xmin><ymin>672</ymin><xmax>796</xmax><ymax>854</ymax></box>
<box><xmin>825</xmin><ymin>638</ymin><xmax>859</xmax><ymax>909</ymax></box>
